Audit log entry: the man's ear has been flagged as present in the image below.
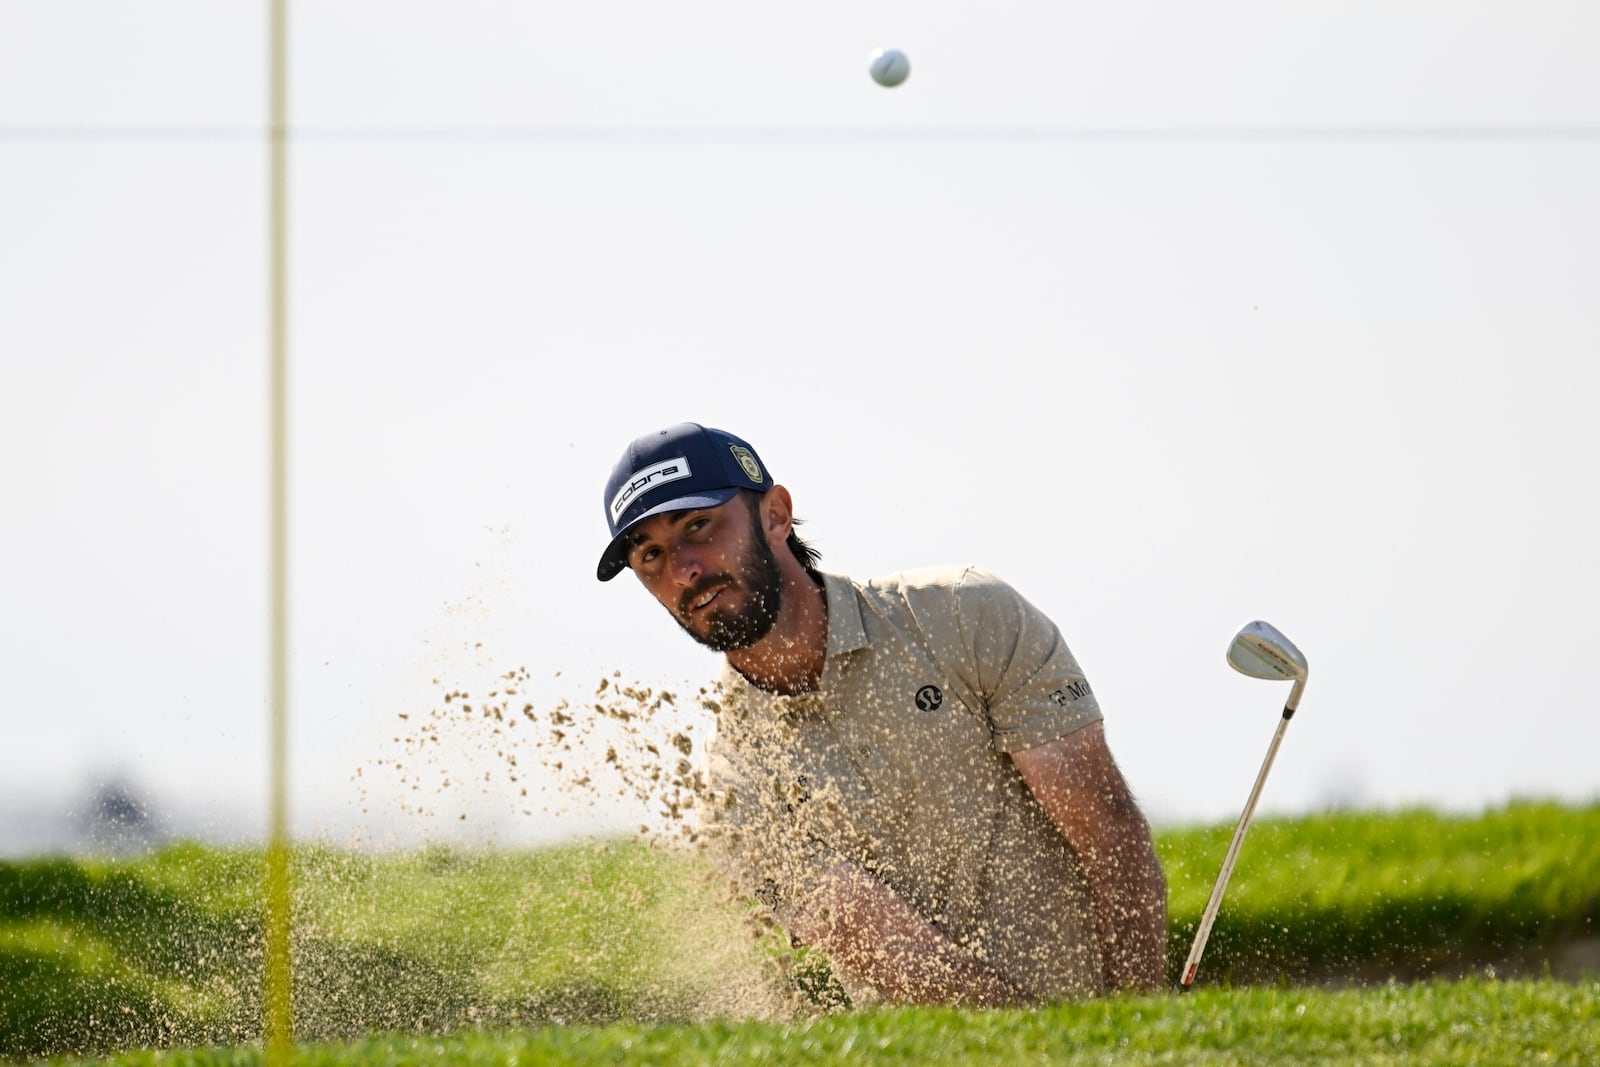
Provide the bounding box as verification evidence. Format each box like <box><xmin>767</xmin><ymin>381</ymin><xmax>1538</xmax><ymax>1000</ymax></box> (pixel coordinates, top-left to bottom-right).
<box><xmin>760</xmin><ymin>485</ymin><xmax>795</xmax><ymax>547</ymax></box>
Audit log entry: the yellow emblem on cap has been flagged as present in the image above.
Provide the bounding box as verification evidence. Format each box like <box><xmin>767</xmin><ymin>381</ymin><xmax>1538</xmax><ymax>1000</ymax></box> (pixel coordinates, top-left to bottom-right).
<box><xmin>730</xmin><ymin>445</ymin><xmax>763</xmax><ymax>484</ymax></box>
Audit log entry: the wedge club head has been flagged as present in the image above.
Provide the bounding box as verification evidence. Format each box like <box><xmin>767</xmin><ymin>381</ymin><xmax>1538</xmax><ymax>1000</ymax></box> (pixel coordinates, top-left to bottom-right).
<box><xmin>1228</xmin><ymin>620</ymin><xmax>1307</xmax><ymax>682</ymax></box>
<box><xmin>1228</xmin><ymin>620</ymin><xmax>1308</xmax><ymax>716</ymax></box>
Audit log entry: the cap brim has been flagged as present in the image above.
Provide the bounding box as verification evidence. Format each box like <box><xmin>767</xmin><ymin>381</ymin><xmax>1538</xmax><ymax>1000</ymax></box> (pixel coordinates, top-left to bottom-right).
<box><xmin>596</xmin><ymin>487</ymin><xmax>743</xmax><ymax>581</ymax></box>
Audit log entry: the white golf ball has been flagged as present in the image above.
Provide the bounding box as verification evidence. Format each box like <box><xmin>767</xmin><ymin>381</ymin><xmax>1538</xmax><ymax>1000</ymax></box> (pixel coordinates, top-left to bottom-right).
<box><xmin>869</xmin><ymin>47</ymin><xmax>910</xmax><ymax>88</ymax></box>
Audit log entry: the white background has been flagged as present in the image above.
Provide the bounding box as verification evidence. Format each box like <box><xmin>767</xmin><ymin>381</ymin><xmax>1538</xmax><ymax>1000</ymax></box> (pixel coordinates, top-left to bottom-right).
<box><xmin>3</xmin><ymin>2</ymin><xmax>1597</xmax><ymax>851</ymax></box>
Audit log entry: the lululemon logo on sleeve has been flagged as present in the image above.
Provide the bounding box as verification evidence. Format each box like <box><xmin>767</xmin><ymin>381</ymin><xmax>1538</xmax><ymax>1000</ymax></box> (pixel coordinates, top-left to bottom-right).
<box><xmin>914</xmin><ymin>685</ymin><xmax>944</xmax><ymax>712</ymax></box>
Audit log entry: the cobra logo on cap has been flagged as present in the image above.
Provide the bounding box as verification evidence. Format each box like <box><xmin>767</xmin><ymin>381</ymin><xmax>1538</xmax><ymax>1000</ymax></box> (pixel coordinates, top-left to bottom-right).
<box><xmin>610</xmin><ymin>456</ymin><xmax>691</xmax><ymax>524</ymax></box>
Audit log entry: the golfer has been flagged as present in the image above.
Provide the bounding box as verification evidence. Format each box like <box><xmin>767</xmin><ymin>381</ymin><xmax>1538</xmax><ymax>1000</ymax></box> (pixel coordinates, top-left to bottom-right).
<box><xmin>597</xmin><ymin>422</ymin><xmax>1167</xmax><ymax>1005</ymax></box>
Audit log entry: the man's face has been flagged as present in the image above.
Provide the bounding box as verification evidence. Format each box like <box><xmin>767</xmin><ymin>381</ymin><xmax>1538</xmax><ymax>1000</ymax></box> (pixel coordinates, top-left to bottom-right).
<box><xmin>625</xmin><ymin>496</ymin><xmax>782</xmax><ymax>652</ymax></box>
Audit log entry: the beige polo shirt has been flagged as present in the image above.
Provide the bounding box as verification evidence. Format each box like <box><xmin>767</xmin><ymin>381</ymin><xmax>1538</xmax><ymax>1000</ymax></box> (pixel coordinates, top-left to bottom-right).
<box><xmin>701</xmin><ymin>565</ymin><xmax>1106</xmax><ymax>1002</ymax></box>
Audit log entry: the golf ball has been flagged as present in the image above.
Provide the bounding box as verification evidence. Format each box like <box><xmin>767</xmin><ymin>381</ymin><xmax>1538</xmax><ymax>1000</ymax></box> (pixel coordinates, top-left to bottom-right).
<box><xmin>869</xmin><ymin>47</ymin><xmax>910</xmax><ymax>88</ymax></box>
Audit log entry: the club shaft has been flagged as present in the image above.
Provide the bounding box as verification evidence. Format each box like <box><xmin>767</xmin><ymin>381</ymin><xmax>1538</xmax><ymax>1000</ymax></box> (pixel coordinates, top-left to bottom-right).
<box><xmin>1179</xmin><ymin>707</ymin><xmax>1293</xmax><ymax>989</ymax></box>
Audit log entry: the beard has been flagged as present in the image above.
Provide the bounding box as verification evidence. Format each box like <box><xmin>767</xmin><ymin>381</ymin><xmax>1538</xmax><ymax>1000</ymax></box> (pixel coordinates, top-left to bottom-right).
<box><xmin>673</xmin><ymin>520</ymin><xmax>784</xmax><ymax>653</ymax></box>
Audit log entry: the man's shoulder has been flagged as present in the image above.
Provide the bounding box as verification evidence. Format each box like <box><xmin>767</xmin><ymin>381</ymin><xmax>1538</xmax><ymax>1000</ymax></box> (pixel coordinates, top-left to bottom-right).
<box><xmin>838</xmin><ymin>566</ymin><xmax>1035</xmax><ymax>642</ymax></box>
<box><xmin>855</xmin><ymin>564</ymin><xmax>1014</xmax><ymax>605</ymax></box>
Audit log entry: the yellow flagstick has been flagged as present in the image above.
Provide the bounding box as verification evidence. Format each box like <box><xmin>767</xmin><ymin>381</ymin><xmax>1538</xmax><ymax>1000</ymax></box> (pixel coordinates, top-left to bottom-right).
<box><xmin>265</xmin><ymin>0</ymin><xmax>293</xmax><ymax>1062</ymax></box>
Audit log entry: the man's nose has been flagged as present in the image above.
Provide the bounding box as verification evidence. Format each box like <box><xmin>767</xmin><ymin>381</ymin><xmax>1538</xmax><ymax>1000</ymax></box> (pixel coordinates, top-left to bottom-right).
<box><xmin>668</xmin><ymin>546</ymin><xmax>703</xmax><ymax>587</ymax></box>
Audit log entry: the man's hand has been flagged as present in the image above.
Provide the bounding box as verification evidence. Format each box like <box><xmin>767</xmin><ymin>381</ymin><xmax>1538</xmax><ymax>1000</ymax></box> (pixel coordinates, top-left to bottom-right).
<box><xmin>789</xmin><ymin>857</ymin><xmax>1032</xmax><ymax>1008</ymax></box>
<box><xmin>1012</xmin><ymin>722</ymin><xmax>1169</xmax><ymax>992</ymax></box>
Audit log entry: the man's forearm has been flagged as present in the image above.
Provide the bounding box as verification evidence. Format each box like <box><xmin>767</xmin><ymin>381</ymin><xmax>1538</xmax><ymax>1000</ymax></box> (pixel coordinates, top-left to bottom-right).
<box><xmin>791</xmin><ymin>859</ymin><xmax>1031</xmax><ymax>1008</ymax></box>
<box><xmin>1083</xmin><ymin>831</ymin><xmax>1168</xmax><ymax>991</ymax></box>
<box><xmin>1010</xmin><ymin>726</ymin><xmax>1171</xmax><ymax>993</ymax></box>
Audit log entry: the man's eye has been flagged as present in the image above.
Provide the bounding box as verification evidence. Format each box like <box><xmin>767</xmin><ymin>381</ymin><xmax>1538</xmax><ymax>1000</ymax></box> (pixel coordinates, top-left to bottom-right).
<box><xmin>687</xmin><ymin>517</ymin><xmax>711</xmax><ymax>534</ymax></box>
<box><xmin>638</xmin><ymin>545</ymin><xmax>660</xmax><ymax>564</ymax></box>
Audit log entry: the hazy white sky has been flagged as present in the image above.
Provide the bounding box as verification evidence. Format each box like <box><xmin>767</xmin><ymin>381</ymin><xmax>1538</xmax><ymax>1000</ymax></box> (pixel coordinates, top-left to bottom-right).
<box><xmin>3</xmin><ymin>2</ymin><xmax>1598</xmax><ymax>851</ymax></box>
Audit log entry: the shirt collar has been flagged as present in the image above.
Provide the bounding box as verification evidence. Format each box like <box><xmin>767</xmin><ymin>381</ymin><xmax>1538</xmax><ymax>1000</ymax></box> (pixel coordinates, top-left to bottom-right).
<box><xmin>821</xmin><ymin>571</ymin><xmax>869</xmax><ymax>663</ymax></box>
<box><xmin>719</xmin><ymin>572</ymin><xmax>868</xmax><ymax>701</ymax></box>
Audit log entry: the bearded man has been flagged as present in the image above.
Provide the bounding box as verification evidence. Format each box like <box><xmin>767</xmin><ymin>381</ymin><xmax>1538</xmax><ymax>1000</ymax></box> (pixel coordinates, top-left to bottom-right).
<box><xmin>596</xmin><ymin>422</ymin><xmax>1167</xmax><ymax>1005</ymax></box>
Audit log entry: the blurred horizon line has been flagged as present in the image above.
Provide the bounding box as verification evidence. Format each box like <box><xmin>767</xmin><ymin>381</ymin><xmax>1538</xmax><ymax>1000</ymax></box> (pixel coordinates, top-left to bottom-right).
<box><xmin>5</xmin><ymin>122</ymin><xmax>1600</xmax><ymax>144</ymax></box>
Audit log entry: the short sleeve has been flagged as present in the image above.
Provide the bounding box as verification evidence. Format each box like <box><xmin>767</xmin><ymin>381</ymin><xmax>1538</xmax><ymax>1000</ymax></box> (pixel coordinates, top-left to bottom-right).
<box><xmin>939</xmin><ymin>567</ymin><xmax>1103</xmax><ymax>753</ymax></box>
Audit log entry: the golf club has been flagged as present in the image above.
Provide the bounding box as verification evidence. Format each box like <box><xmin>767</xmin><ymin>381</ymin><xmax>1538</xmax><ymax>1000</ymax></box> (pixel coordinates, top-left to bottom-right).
<box><xmin>1179</xmin><ymin>620</ymin><xmax>1309</xmax><ymax>990</ymax></box>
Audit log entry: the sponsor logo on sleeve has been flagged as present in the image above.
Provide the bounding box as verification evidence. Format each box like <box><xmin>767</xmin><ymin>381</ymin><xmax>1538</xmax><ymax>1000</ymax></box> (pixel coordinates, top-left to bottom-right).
<box><xmin>1047</xmin><ymin>680</ymin><xmax>1094</xmax><ymax>706</ymax></box>
<box><xmin>915</xmin><ymin>684</ymin><xmax>944</xmax><ymax>712</ymax></box>
<box><xmin>610</xmin><ymin>456</ymin><xmax>692</xmax><ymax>523</ymax></box>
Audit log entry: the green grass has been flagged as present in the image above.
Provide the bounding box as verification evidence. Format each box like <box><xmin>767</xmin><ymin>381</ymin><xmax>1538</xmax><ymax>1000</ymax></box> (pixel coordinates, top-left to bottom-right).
<box><xmin>54</xmin><ymin>979</ymin><xmax>1600</xmax><ymax>1067</ymax></box>
<box><xmin>1</xmin><ymin>840</ymin><xmax>779</xmax><ymax>1062</ymax></box>
<box><xmin>1158</xmin><ymin>802</ymin><xmax>1600</xmax><ymax>983</ymax></box>
<box><xmin>4</xmin><ymin>801</ymin><xmax>1598</xmax><ymax>1063</ymax></box>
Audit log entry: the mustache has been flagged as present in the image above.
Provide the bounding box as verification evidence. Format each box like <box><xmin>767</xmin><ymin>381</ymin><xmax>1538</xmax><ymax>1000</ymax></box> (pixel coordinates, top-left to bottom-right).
<box><xmin>678</xmin><ymin>573</ymin><xmax>735</xmax><ymax>617</ymax></box>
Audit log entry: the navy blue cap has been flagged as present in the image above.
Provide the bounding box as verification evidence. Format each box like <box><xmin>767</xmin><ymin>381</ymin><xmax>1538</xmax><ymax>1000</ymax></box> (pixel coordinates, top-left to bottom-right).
<box><xmin>597</xmin><ymin>423</ymin><xmax>771</xmax><ymax>581</ymax></box>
